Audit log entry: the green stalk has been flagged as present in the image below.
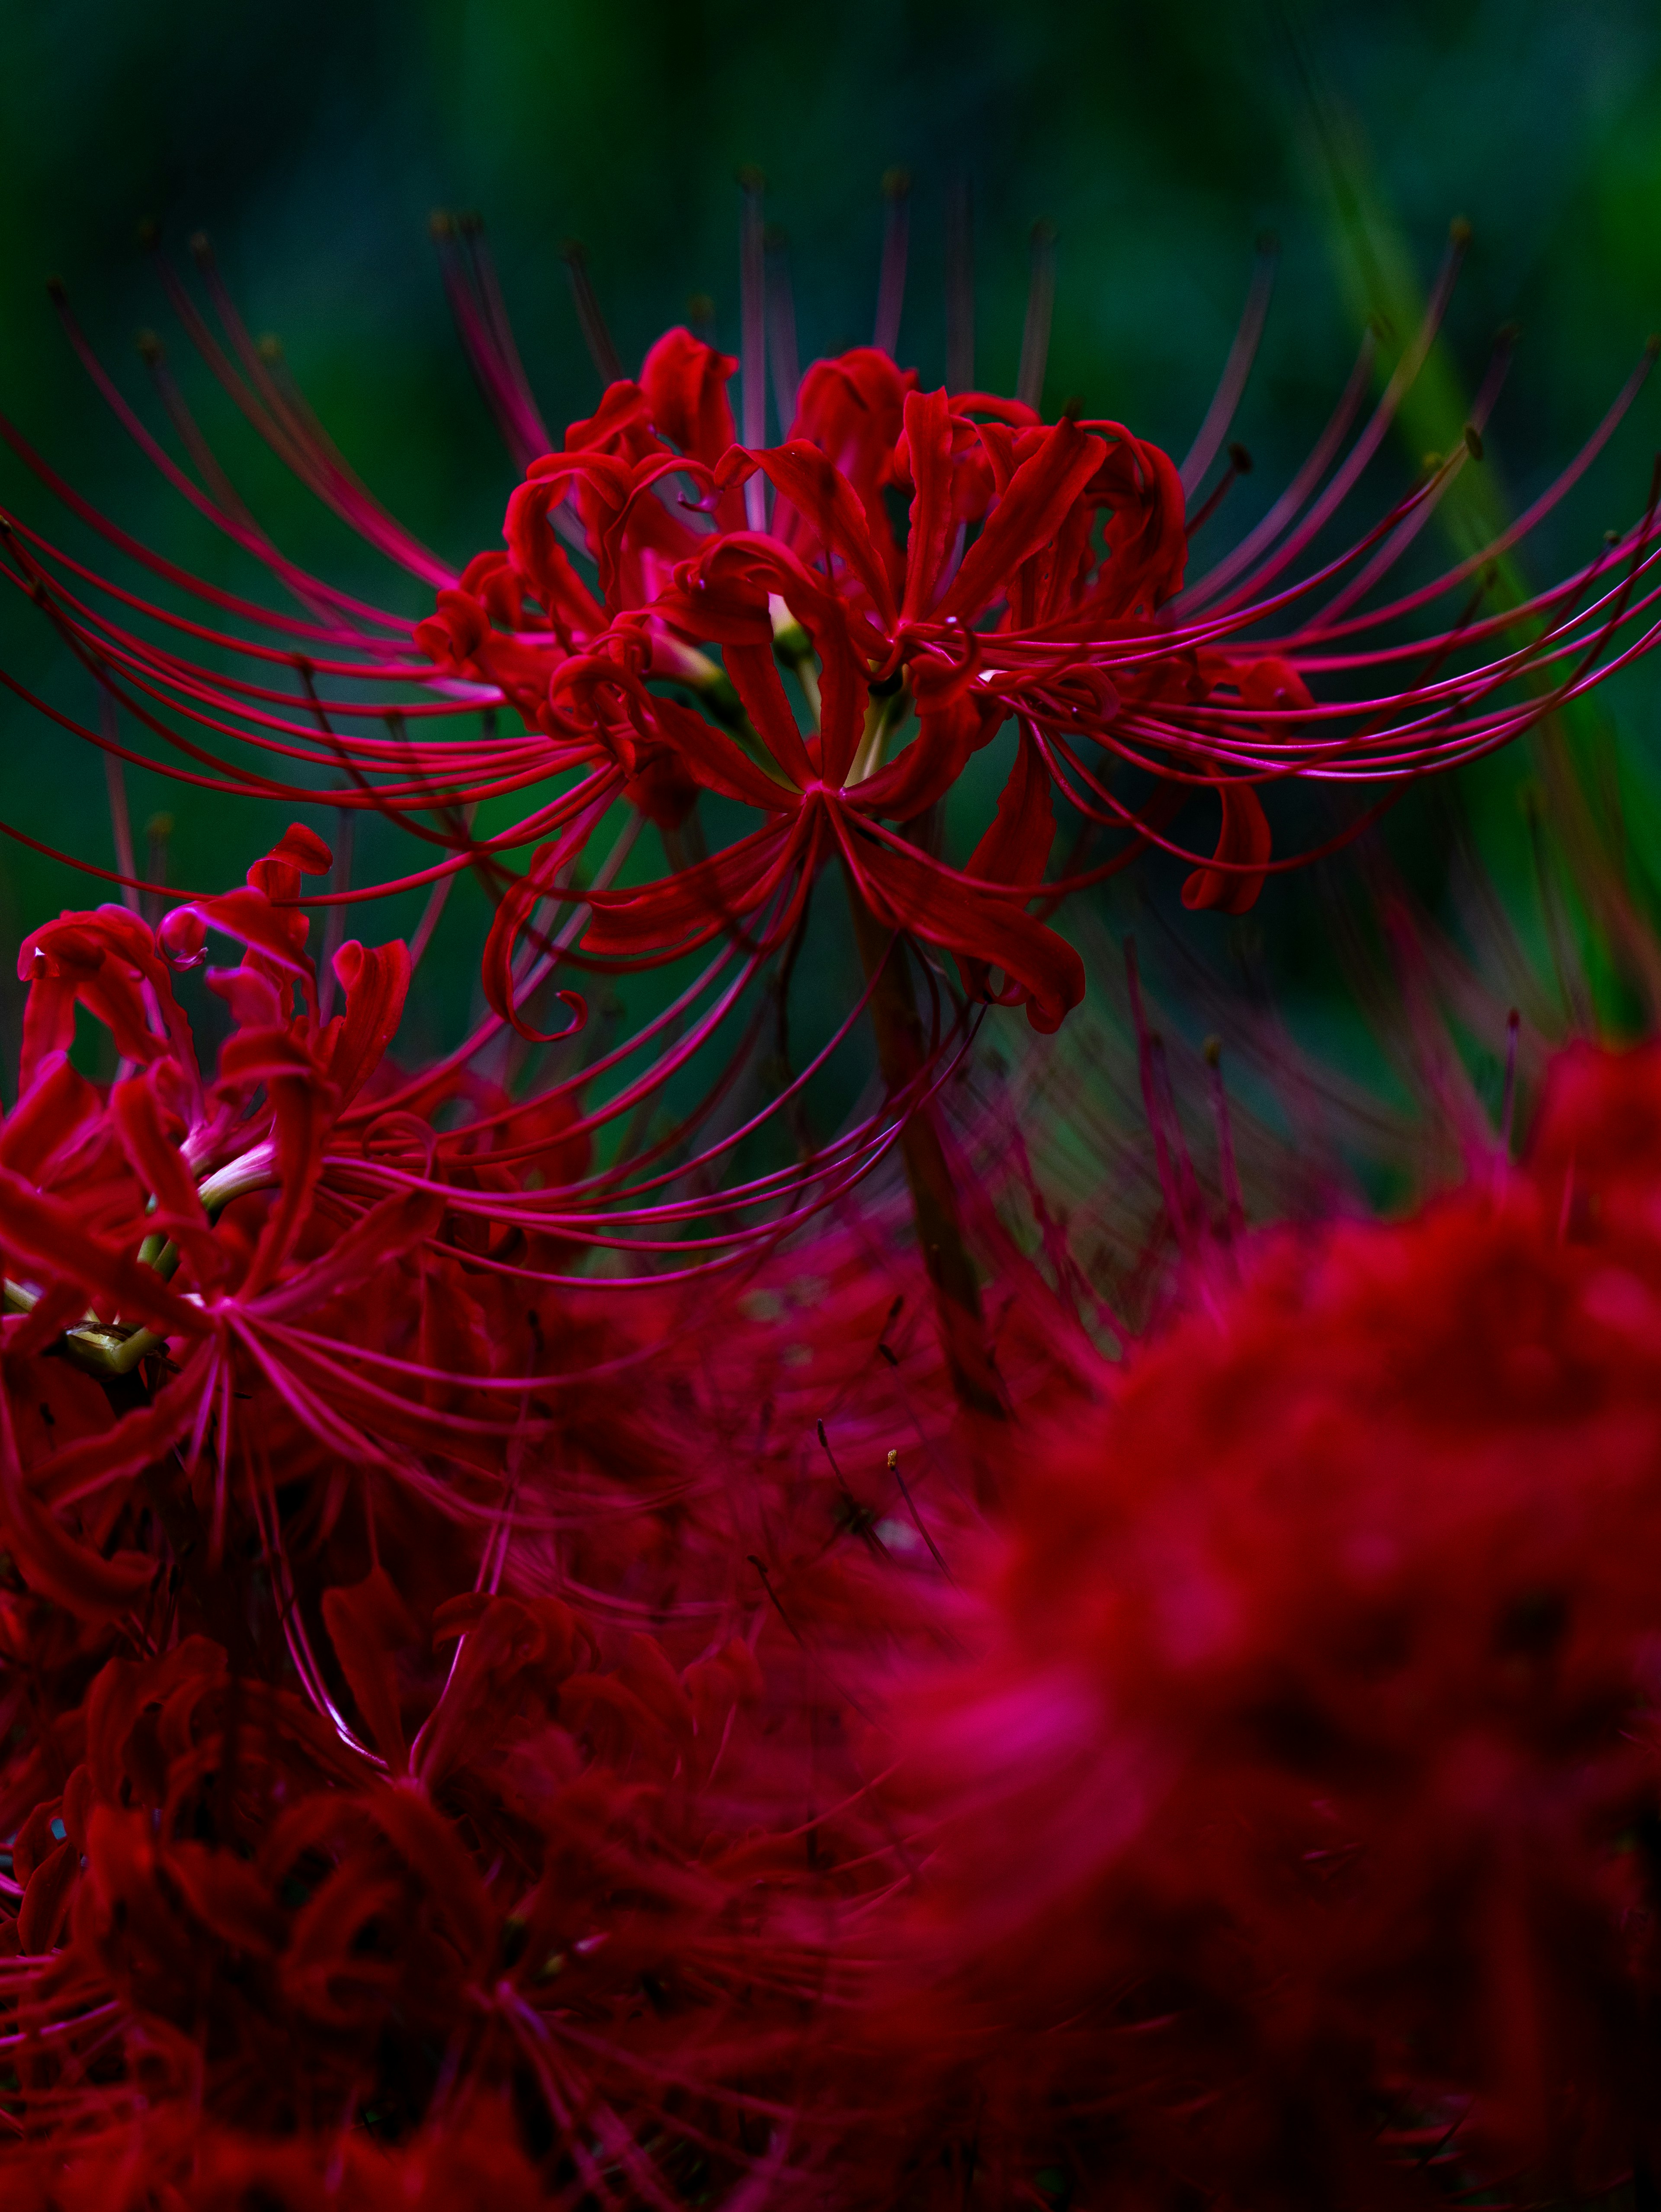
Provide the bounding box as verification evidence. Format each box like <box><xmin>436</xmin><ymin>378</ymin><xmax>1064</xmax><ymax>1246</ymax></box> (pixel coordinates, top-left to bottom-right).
<box><xmin>842</xmin><ymin>865</ymin><xmax>1005</xmax><ymax>1425</ymax></box>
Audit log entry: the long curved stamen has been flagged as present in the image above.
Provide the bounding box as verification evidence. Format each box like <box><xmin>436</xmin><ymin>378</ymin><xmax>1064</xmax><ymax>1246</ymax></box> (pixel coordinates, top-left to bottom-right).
<box><xmin>1015</xmin><ymin>220</ymin><xmax>1058</xmax><ymax>413</ymax></box>
<box><xmin>739</xmin><ymin>167</ymin><xmax>768</xmax><ymax>528</ymax></box>
<box><xmin>945</xmin><ymin>176</ymin><xmax>974</xmax><ymax>394</ymax></box>
<box><xmin>1179</xmin><ymin>232</ymin><xmax>1278</xmax><ymax>499</ymax></box>
<box><xmin>99</xmin><ymin>684</ymin><xmax>141</xmax><ymax>916</ymax></box>
<box><xmin>560</xmin><ymin>238</ymin><xmax>623</xmax><ymax>386</ymax></box>
<box><xmin>1209</xmin><ymin>218</ymin><xmax>1472</xmax><ymax>615</ymax></box>
<box><xmin>432</xmin><ymin>211</ymin><xmax>552</xmax><ymax>471</ymax></box>
<box><xmin>873</xmin><ymin>168</ymin><xmax>911</xmax><ymax>359</ymax></box>
<box><xmin>44</xmin><ymin>282</ymin><xmax>422</xmax><ymax>627</ymax></box>
<box><xmin>766</xmin><ymin>224</ymin><xmax>802</xmax><ymax>428</ymax></box>
<box><xmin>186</xmin><ymin>234</ymin><xmax>459</xmax><ymax>587</ymax></box>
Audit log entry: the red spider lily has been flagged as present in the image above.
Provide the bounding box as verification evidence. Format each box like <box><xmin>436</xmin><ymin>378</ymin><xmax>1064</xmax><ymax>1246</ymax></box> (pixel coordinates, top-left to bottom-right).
<box><xmin>0</xmin><ymin>823</ymin><xmax>626</xmax><ymax>1640</ymax></box>
<box><xmin>436</xmin><ymin>339</ymin><xmax>1197</xmax><ymax>1035</ymax></box>
<box><xmin>10</xmin><ymin>806</ymin><xmax>1661</xmax><ymax>2205</ymax></box>
<box><xmin>0</xmin><ymin>199</ymin><xmax>1654</xmax><ymax>1255</ymax></box>
<box><xmin>4</xmin><ymin>184</ymin><xmax>1661</xmax><ymax>2209</ymax></box>
<box><xmin>0</xmin><ymin>978</ymin><xmax>1116</xmax><ymax>2203</ymax></box>
<box><xmin>0</xmin><ymin>802</ymin><xmax>1057</xmax><ymax>1665</ymax></box>
<box><xmin>0</xmin><ymin>1611</ymin><xmax>808</xmax><ymax>2198</ymax></box>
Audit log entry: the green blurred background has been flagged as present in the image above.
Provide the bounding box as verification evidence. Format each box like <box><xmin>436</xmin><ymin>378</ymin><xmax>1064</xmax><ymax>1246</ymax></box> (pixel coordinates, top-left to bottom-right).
<box><xmin>2</xmin><ymin>0</ymin><xmax>1659</xmax><ymax>1130</ymax></box>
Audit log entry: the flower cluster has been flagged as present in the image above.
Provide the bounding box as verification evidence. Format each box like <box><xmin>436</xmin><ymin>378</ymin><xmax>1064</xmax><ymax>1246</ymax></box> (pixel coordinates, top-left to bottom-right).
<box><xmin>0</xmin><ymin>186</ymin><xmax>1660</xmax><ymax>2209</ymax></box>
<box><xmin>4</xmin><ymin>824</ymin><xmax>1661</xmax><ymax>2205</ymax></box>
<box><xmin>0</xmin><ymin>211</ymin><xmax>1655</xmax><ymax>1274</ymax></box>
<box><xmin>0</xmin><ymin>825</ymin><xmax>1118</xmax><ymax>2202</ymax></box>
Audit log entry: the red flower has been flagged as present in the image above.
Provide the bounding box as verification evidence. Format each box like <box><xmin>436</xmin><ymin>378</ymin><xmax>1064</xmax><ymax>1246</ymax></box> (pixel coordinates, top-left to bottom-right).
<box><xmin>3</xmin><ymin>206</ymin><xmax>1650</xmax><ymax>1098</ymax></box>
<box><xmin>2</xmin><ymin>189</ymin><xmax>1661</xmax><ymax>2210</ymax></box>
<box><xmin>857</xmin><ymin>1037</ymin><xmax>1661</xmax><ymax>2205</ymax></box>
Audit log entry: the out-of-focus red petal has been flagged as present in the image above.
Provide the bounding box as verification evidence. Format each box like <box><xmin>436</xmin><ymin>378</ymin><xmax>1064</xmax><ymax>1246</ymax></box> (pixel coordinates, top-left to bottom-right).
<box><xmin>0</xmin><ymin>1052</ymin><xmax>102</xmax><ymax>1182</ymax></box>
<box><xmin>109</xmin><ymin>1072</ymin><xmax>225</xmax><ymax>1287</ymax></box>
<box><xmin>17</xmin><ymin>1837</ymin><xmax>76</xmax><ymax>1952</ymax></box>
<box><xmin>0</xmin><ymin>1402</ymin><xmax>154</xmax><ymax>1617</ymax></box>
<box><xmin>322</xmin><ymin>1565</ymin><xmax>420</xmax><ymax>1773</ymax></box>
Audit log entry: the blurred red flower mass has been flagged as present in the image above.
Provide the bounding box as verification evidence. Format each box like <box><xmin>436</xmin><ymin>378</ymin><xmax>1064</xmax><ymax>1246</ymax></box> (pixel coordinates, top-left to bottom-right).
<box><xmin>1</xmin><ymin>182</ymin><xmax>1660</xmax><ymax>2205</ymax></box>
<box><xmin>1</xmin><ymin>829</ymin><xmax>1660</xmax><ymax>2200</ymax></box>
<box><xmin>862</xmin><ymin>1038</ymin><xmax>1661</xmax><ymax>2205</ymax></box>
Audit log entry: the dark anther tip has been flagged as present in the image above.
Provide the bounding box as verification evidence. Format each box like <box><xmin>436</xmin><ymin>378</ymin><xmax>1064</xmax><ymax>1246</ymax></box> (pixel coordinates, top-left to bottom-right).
<box><xmin>135</xmin><ymin>328</ymin><xmax>163</xmax><ymax>362</ymax></box>
<box><xmin>736</xmin><ymin>165</ymin><xmax>765</xmax><ymax>194</ymax></box>
<box><xmin>882</xmin><ymin>167</ymin><xmax>911</xmax><ymax>198</ymax></box>
<box><xmin>1202</xmin><ymin>1035</ymin><xmax>1222</xmax><ymax>1068</ymax></box>
<box><xmin>188</xmin><ymin>231</ymin><xmax>211</xmax><ymax>261</ymax></box>
<box><xmin>1449</xmin><ymin>215</ymin><xmax>1473</xmax><ymax>245</ymax></box>
<box><xmin>1463</xmin><ymin>423</ymin><xmax>1485</xmax><ymax>462</ymax></box>
<box><xmin>135</xmin><ymin>217</ymin><xmax>160</xmax><ymax>251</ymax></box>
<box><xmin>1228</xmin><ymin>441</ymin><xmax>1254</xmax><ymax>474</ymax></box>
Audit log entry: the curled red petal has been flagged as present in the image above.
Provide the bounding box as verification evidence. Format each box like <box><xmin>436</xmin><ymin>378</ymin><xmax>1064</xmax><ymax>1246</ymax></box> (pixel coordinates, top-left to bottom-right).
<box><xmin>0</xmin><ymin>1050</ymin><xmax>102</xmax><ymax>1181</ymax></box>
<box><xmin>109</xmin><ymin>1072</ymin><xmax>225</xmax><ymax>1287</ymax></box>
<box><xmin>898</xmin><ymin>386</ymin><xmax>959</xmax><ymax>626</ymax></box>
<box><xmin>1181</xmin><ymin>779</ymin><xmax>1273</xmax><ymax>915</ymax></box>
<box><xmin>17</xmin><ymin>1837</ymin><xmax>77</xmax><ymax>1952</ymax></box>
<box><xmin>639</xmin><ymin>326</ymin><xmax>740</xmax><ymax>471</ymax></box>
<box><xmin>0</xmin><ymin>1162</ymin><xmax>208</xmax><ymax>1337</ymax></box>
<box><xmin>755</xmin><ymin>440</ymin><xmax>899</xmax><ymax>629</ymax></box>
<box><xmin>0</xmin><ymin>1402</ymin><xmax>155</xmax><ymax>1620</ymax></box>
<box><xmin>965</xmin><ymin>727</ymin><xmax>1055</xmax><ymax>890</ymax></box>
<box><xmin>327</xmin><ymin>936</ymin><xmax>411</xmax><ymax>1105</ymax></box>
<box><xmin>837</xmin><ymin>811</ymin><xmax>1084</xmax><ymax>1033</ymax></box>
<box><xmin>935</xmin><ymin>417</ymin><xmax>1108</xmax><ymax>624</ymax></box>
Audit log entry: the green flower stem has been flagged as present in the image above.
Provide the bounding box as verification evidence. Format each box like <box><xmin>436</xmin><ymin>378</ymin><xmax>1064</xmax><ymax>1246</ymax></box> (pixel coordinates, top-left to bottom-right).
<box><xmin>842</xmin><ymin>861</ymin><xmax>1006</xmax><ymax>1429</ymax></box>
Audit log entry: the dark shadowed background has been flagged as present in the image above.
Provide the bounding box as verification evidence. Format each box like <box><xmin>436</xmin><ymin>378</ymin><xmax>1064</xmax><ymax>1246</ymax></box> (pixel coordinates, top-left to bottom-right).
<box><xmin>2</xmin><ymin>0</ymin><xmax>1658</xmax><ymax>1114</ymax></box>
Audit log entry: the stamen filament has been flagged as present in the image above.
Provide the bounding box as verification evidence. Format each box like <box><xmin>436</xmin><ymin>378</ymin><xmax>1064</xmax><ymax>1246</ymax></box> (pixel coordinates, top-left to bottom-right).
<box><xmin>945</xmin><ymin>176</ymin><xmax>975</xmax><ymax>394</ymax></box>
<box><xmin>559</xmin><ymin>240</ymin><xmax>623</xmax><ymax>386</ymax></box>
<box><xmin>739</xmin><ymin>169</ymin><xmax>768</xmax><ymax>529</ymax></box>
<box><xmin>873</xmin><ymin>169</ymin><xmax>911</xmax><ymax>359</ymax></box>
<box><xmin>1015</xmin><ymin>220</ymin><xmax>1057</xmax><ymax>412</ymax></box>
